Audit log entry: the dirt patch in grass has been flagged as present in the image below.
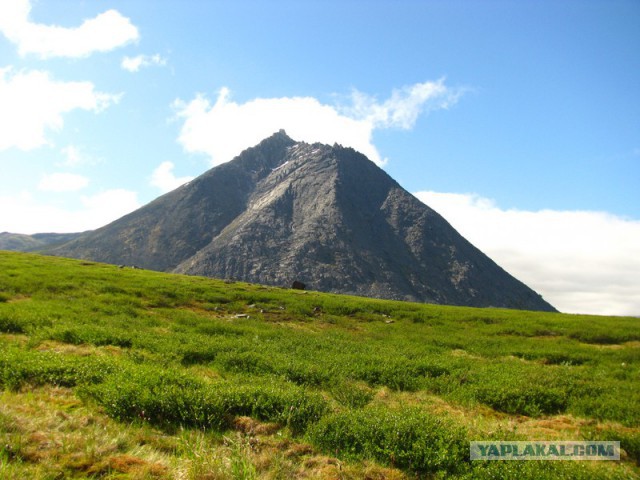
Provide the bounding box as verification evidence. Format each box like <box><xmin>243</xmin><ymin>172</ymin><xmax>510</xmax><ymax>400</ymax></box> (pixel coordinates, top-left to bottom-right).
<box><xmin>34</xmin><ymin>340</ymin><xmax>125</xmax><ymax>357</ymax></box>
<box><xmin>0</xmin><ymin>386</ymin><xmax>169</xmax><ymax>478</ymax></box>
<box><xmin>1</xmin><ymin>385</ymin><xmax>408</xmax><ymax>479</ymax></box>
<box><xmin>233</xmin><ymin>416</ymin><xmax>282</xmax><ymax>436</ymax></box>
<box><xmin>87</xmin><ymin>454</ymin><xmax>168</xmax><ymax>477</ymax></box>
<box><xmin>0</xmin><ymin>333</ymin><xmax>29</xmax><ymax>345</ymax></box>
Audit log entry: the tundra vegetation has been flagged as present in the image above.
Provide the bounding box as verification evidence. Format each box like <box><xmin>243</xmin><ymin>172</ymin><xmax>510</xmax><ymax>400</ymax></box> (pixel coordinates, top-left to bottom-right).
<box><xmin>0</xmin><ymin>251</ymin><xmax>638</xmax><ymax>479</ymax></box>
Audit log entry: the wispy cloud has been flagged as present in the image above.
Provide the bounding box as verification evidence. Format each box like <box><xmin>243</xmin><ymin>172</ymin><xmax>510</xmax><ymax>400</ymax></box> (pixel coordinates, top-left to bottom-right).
<box><xmin>150</xmin><ymin>161</ymin><xmax>194</xmax><ymax>193</ymax></box>
<box><xmin>56</xmin><ymin>145</ymin><xmax>100</xmax><ymax>168</ymax></box>
<box><xmin>344</xmin><ymin>79</ymin><xmax>464</xmax><ymax>129</ymax></box>
<box><xmin>0</xmin><ymin>189</ymin><xmax>140</xmax><ymax>234</ymax></box>
<box><xmin>0</xmin><ymin>0</ymin><xmax>139</xmax><ymax>58</ymax></box>
<box><xmin>38</xmin><ymin>173</ymin><xmax>89</xmax><ymax>192</ymax></box>
<box><xmin>173</xmin><ymin>81</ymin><xmax>463</xmax><ymax>167</ymax></box>
<box><xmin>0</xmin><ymin>68</ymin><xmax>120</xmax><ymax>151</ymax></box>
<box><xmin>415</xmin><ymin>191</ymin><xmax>640</xmax><ymax>316</ymax></box>
<box><xmin>121</xmin><ymin>54</ymin><xmax>167</xmax><ymax>73</ymax></box>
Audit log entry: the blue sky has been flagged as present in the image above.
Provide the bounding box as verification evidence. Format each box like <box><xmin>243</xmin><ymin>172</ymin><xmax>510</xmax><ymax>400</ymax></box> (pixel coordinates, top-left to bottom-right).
<box><xmin>1</xmin><ymin>0</ymin><xmax>639</xmax><ymax>315</ymax></box>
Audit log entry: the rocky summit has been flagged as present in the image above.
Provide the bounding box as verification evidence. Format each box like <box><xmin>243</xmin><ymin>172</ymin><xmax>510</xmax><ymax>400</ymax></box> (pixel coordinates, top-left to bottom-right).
<box><xmin>49</xmin><ymin>131</ymin><xmax>555</xmax><ymax>311</ymax></box>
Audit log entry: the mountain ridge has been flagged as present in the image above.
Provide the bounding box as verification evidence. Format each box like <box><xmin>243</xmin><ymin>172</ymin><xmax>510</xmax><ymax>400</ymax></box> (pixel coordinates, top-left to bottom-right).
<box><xmin>0</xmin><ymin>231</ymin><xmax>83</xmax><ymax>252</ymax></box>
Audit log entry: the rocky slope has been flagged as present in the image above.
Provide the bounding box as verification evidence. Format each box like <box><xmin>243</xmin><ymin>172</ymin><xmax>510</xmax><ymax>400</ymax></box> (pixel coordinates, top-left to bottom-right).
<box><xmin>50</xmin><ymin>131</ymin><xmax>555</xmax><ymax>311</ymax></box>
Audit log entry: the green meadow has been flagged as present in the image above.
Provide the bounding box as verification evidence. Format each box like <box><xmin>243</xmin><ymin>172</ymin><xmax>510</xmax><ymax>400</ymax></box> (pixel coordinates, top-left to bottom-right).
<box><xmin>0</xmin><ymin>251</ymin><xmax>638</xmax><ymax>479</ymax></box>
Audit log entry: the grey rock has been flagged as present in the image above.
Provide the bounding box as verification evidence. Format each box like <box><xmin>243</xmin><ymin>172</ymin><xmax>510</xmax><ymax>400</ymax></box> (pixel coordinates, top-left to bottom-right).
<box><xmin>48</xmin><ymin>131</ymin><xmax>556</xmax><ymax>312</ymax></box>
<box><xmin>291</xmin><ymin>281</ymin><xmax>306</xmax><ymax>290</ymax></box>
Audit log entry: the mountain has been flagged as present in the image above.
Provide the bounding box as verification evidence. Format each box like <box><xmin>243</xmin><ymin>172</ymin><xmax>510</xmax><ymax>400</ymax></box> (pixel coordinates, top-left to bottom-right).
<box><xmin>49</xmin><ymin>131</ymin><xmax>555</xmax><ymax>311</ymax></box>
<box><xmin>0</xmin><ymin>232</ymin><xmax>83</xmax><ymax>252</ymax></box>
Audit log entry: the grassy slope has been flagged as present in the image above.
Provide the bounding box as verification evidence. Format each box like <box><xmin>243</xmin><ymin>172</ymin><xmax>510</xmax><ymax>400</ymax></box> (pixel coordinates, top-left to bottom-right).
<box><xmin>0</xmin><ymin>251</ymin><xmax>638</xmax><ymax>479</ymax></box>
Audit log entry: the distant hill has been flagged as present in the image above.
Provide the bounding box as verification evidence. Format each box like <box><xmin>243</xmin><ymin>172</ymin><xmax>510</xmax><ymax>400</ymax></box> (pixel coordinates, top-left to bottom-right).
<box><xmin>49</xmin><ymin>131</ymin><xmax>555</xmax><ymax>311</ymax></box>
<box><xmin>0</xmin><ymin>231</ymin><xmax>83</xmax><ymax>252</ymax></box>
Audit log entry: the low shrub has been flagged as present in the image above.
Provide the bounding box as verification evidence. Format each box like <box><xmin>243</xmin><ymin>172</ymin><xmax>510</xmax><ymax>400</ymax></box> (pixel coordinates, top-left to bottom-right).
<box><xmin>330</xmin><ymin>380</ymin><xmax>374</xmax><ymax>409</ymax></box>
<box><xmin>473</xmin><ymin>383</ymin><xmax>567</xmax><ymax>417</ymax></box>
<box><xmin>539</xmin><ymin>352</ymin><xmax>588</xmax><ymax>366</ymax></box>
<box><xmin>281</xmin><ymin>360</ymin><xmax>331</xmax><ymax>387</ymax></box>
<box><xmin>180</xmin><ymin>346</ymin><xmax>220</xmax><ymax>365</ymax></box>
<box><xmin>217</xmin><ymin>380</ymin><xmax>329</xmax><ymax>434</ymax></box>
<box><xmin>81</xmin><ymin>367</ymin><xmax>226</xmax><ymax>429</ymax></box>
<box><xmin>349</xmin><ymin>356</ymin><xmax>447</xmax><ymax>391</ymax></box>
<box><xmin>571</xmin><ymin>389</ymin><xmax>640</xmax><ymax>428</ymax></box>
<box><xmin>0</xmin><ymin>346</ymin><xmax>115</xmax><ymax>390</ymax></box>
<box><xmin>216</xmin><ymin>351</ymin><xmax>275</xmax><ymax>375</ymax></box>
<box><xmin>583</xmin><ymin>427</ymin><xmax>640</xmax><ymax>465</ymax></box>
<box><xmin>468</xmin><ymin>364</ymin><xmax>573</xmax><ymax>416</ymax></box>
<box><xmin>49</xmin><ymin>325</ymin><xmax>133</xmax><ymax>348</ymax></box>
<box><xmin>0</xmin><ymin>314</ymin><xmax>24</xmax><ymax>334</ymax></box>
<box><xmin>308</xmin><ymin>406</ymin><xmax>467</xmax><ymax>475</ymax></box>
<box><xmin>196</xmin><ymin>322</ymin><xmax>245</xmax><ymax>336</ymax></box>
<box><xmin>350</xmin><ymin>358</ymin><xmax>420</xmax><ymax>391</ymax></box>
<box><xmin>464</xmin><ymin>460</ymin><xmax>629</xmax><ymax>480</ymax></box>
<box><xmin>568</xmin><ymin>328</ymin><xmax>640</xmax><ymax>345</ymax></box>
<box><xmin>0</xmin><ymin>305</ymin><xmax>54</xmax><ymax>334</ymax></box>
<box><xmin>82</xmin><ymin>368</ymin><xmax>329</xmax><ymax>435</ymax></box>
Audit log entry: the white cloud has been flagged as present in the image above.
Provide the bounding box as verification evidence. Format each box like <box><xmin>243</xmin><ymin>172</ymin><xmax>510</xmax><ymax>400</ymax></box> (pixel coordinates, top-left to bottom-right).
<box><xmin>344</xmin><ymin>78</ymin><xmax>463</xmax><ymax>129</ymax></box>
<box><xmin>121</xmin><ymin>54</ymin><xmax>167</xmax><ymax>72</ymax></box>
<box><xmin>0</xmin><ymin>67</ymin><xmax>120</xmax><ymax>151</ymax></box>
<box><xmin>150</xmin><ymin>161</ymin><xmax>194</xmax><ymax>193</ymax></box>
<box><xmin>59</xmin><ymin>145</ymin><xmax>83</xmax><ymax>167</ymax></box>
<box><xmin>0</xmin><ymin>0</ymin><xmax>139</xmax><ymax>58</ymax></box>
<box><xmin>414</xmin><ymin>191</ymin><xmax>640</xmax><ymax>316</ymax></box>
<box><xmin>0</xmin><ymin>189</ymin><xmax>140</xmax><ymax>234</ymax></box>
<box><xmin>79</xmin><ymin>189</ymin><xmax>140</xmax><ymax>224</ymax></box>
<box><xmin>38</xmin><ymin>173</ymin><xmax>89</xmax><ymax>192</ymax></box>
<box><xmin>56</xmin><ymin>145</ymin><xmax>101</xmax><ymax>168</ymax></box>
<box><xmin>173</xmin><ymin>81</ymin><xmax>462</xmax><ymax>167</ymax></box>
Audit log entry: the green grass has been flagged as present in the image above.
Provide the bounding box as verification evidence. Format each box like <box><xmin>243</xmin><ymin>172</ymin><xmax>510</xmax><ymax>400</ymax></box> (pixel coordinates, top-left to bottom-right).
<box><xmin>0</xmin><ymin>250</ymin><xmax>638</xmax><ymax>479</ymax></box>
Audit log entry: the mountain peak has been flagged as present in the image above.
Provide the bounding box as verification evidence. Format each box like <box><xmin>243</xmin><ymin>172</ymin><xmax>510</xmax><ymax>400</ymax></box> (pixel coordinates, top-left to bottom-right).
<box><xmin>49</xmin><ymin>134</ymin><xmax>555</xmax><ymax>312</ymax></box>
<box><xmin>258</xmin><ymin>129</ymin><xmax>294</xmax><ymax>148</ymax></box>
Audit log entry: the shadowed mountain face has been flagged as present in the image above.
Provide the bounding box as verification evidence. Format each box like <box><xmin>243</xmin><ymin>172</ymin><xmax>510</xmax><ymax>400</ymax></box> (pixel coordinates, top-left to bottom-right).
<box><xmin>50</xmin><ymin>131</ymin><xmax>555</xmax><ymax>311</ymax></box>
